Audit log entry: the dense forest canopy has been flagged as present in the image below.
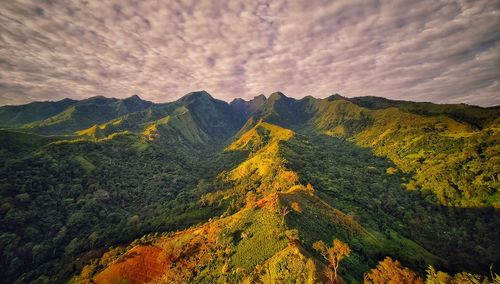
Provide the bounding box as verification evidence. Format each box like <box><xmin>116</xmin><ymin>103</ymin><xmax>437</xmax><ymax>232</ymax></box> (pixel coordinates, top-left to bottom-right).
<box><xmin>0</xmin><ymin>91</ymin><xmax>498</xmax><ymax>283</ymax></box>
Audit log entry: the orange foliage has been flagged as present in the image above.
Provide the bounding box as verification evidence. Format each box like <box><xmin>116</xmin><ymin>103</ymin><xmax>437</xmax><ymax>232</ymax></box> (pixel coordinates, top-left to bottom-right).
<box><xmin>281</xmin><ymin>170</ymin><xmax>299</xmax><ymax>184</ymax></box>
<box><xmin>291</xmin><ymin>201</ymin><xmax>302</xmax><ymax>213</ymax></box>
<box><xmin>94</xmin><ymin>246</ymin><xmax>168</xmax><ymax>284</ymax></box>
<box><xmin>364</xmin><ymin>257</ymin><xmax>424</xmax><ymax>284</ymax></box>
<box><xmin>306</xmin><ymin>183</ymin><xmax>316</xmax><ymax>193</ymax></box>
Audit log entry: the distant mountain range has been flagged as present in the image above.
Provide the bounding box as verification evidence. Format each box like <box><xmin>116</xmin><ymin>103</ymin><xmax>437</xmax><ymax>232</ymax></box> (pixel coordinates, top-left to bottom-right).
<box><xmin>0</xmin><ymin>91</ymin><xmax>498</xmax><ymax>283</ymax></box>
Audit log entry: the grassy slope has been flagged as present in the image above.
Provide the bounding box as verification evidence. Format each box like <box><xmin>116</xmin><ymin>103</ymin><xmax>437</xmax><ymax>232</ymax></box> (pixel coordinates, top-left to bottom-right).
<box><xmin>347</xmin><ymin>95</ymin><xmax>500</xmax><ymax>128</ymax></box>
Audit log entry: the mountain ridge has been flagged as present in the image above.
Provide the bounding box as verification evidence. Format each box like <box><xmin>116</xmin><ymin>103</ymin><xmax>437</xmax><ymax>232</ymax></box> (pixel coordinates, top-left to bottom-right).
<box><xmin>0</xmin><ymin>91</ymin><xmax>498</xmax><ymax>283</ymax></box>
<box><xmin>2</xmin><ymin>91</ymin><xmax>498</xmax><ymax>130</ymax></box>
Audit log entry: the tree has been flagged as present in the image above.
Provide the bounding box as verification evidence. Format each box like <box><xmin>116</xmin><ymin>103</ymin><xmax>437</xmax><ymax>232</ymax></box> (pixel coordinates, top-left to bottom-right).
<box><xmin>313</xmin><ymin>239</ymin><xmax>351</xmax><ymax>283</ymax></box>
<box><xmin>364</xmin><ymin>257</ymin><xmax>423</xmax><ymax>284</ymax></box>
<box><xmin>280</xmin><ymin>206</ymin><xmax>291</xmax><ymax>226</ymax></box>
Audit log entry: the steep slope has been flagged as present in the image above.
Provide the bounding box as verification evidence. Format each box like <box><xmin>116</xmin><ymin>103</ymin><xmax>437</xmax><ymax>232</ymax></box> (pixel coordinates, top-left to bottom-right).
<box><xmin>20</xmin><ymin>95</ymin><xmax>153</xmax><ymax>135</ymax></box>
<box><xmin>0</xmin><ymin>129</ymin><xmax>66</xmax><ymax>159</ymax></box>
<box><xmin>0</xmin><ymin>129</ymin><xmax>246</xmax><ymax>283</ymax></box>
<box><xmin>176</xmin><ymin>91</ymin><xmax>246</xmax><ymax>140</ymax></box>
<box><xmin>0</xmin><ymin>98</ymin><xmax>77</xmax><ymax>127</ymax></box>
<box><xmin>76</xmin><ymin>91</ymin><xmax>244</xmax><ymax>145</ymax></box>
<box><xmin>281</xmin><ymin>134</ymin><xmax>499</xmax><ymax>274</ymax></box>
<box><xmin>256</xmin><ymin>92</ymin><xmax>313</xmax><ymax>128</ymax></box>
<box><xmin>308</xmin><ymin>99</ymin><xmax>499</xmax><ymax>207</ymax></box>
<box><xmin>230</xmin><ymin>94</ymin><xmax>267</xmax><ymax>119</ymax></box>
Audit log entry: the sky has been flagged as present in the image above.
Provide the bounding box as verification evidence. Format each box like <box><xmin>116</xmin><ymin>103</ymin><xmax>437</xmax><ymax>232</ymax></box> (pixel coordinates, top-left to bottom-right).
<box><xmin>1</xmin><ymin>1</ymin><xmax>499</xmax><ymax>107</ymax></box>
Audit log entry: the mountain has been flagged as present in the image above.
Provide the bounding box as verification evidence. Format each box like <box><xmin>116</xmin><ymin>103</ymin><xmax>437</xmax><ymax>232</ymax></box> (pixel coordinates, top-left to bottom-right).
<box><xmin>1</xmin><ymin>95</ymin><xmax>154</xmax><ymax>135</ymax></box>
<box><xmin>230</xmin><ymin>94</ymin><xmax>267</xmax><ymax>119</ymax></box>
<box><xmin>343</xmin><ymin>95</ymin><xmax>499</xmax><ymax>128</ymax></box>
<box><xmin>238</xmin><ymin>94</ymin><xmax>499</xmax><ymax>207</ymax></box>
<box><xmin>75</xmin><ymin>91</ymin><xmax>244</xmax><ymax>145</ymax></box>
<box><xmin>0</xmin><ymin>92</ymin><xmax>498</xmax><ymax>283</ymax></box>
<box><xmin>0</xmin><ymin>98</ymin><xmax>77</xmax><ymax>127</ymax></box>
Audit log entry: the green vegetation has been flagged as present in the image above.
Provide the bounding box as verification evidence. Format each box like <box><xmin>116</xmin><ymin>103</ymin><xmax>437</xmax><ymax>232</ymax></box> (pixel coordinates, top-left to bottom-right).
<box><xmin>229</xmin><ymin>207</ymin><xmax>288</xmax><ymax>270</ymax></box>
<box><xmin>0</xmin><ymin>132</ymin><xmax>241</xmax><ymax>282</ymax></box>
<box><xmin>281</xmin><ymin>134</ymin><xmax>498</xmax><ymax>274</ymax></box>
<box><xmin>301</xmin><ymin>97</ymin><xmax>499</xmax><ymax>207</ymax></box>
<box><xmin>0</xmin><ymin>91</ymin><xmax>498</xmax><ymax>283</ymax></box>
<box><xmin>0</xmin><ymin>98</ymin><xmax>77</xmax><ymax>127</ymax></box>
<box><xmin>23</xmin><ymin>95</ymin><xmax>153</xmax><ymax>135</ymax></box>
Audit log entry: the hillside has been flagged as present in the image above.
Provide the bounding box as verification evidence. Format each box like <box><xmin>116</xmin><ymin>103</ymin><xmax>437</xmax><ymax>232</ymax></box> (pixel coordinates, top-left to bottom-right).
<box><xmin>12</xmin><ymin>95</ymin><xmax>153</xmax><ymax>135</ymax></box>
<box><xmin>0</xmin><ymin>92</ymin><xmax>498</xmax><ymax>283</ymax></box>
<box><xmin>73</xmin><ymin>122</ymin><xmax>440</xmax><ymax>283</ymax></box>
<box><xmin>0</xmin><ymin>98</ymin><xmax>77</xmax><ymax>127</ymax></box>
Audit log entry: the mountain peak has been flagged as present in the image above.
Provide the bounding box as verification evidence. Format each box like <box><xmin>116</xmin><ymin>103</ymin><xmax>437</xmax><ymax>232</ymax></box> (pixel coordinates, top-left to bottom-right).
<box><xmin>254</xmin><ymin>94</ymin><xmax>267</xmax><ymax>101</ymax></box>
<box><xmin>230</xmin><ymin>94</ymin><xmax>268</xmax><ymax>118</ymax></box>
<box><xmin>184</xmin><ymin>90</ymin><xmax>213</xmax><ymax>99</ymax></box>
<box><xmin>126</xmin><ymin>94</ymin><xmax>142</xmax><ymax>101</ymax></box>
<box><xmin>326</xmin><ymin>93</ymin><xmax>346</xmax><ymax>101</ymax></box>
<box><xmin>177</xmin><ymin>91</ymin><xmax>215</xmax><ymax>106</ymax></box>
<box><xmin>269</xmin><ymin>92</ymin><xmax>287</xmax><ymax>100</ymax></box>
<box><xmin>230</xmin><ymin>98</ymin><xmax>246</xmax><ymax>104</ymax></box>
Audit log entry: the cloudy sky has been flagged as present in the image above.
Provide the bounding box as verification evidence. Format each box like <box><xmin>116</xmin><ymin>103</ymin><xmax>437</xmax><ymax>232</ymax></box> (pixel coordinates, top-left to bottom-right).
<box><xmin>1</xmin><ymin>0</ymin><xmax>499</xmax><ymax>106</ymax></box>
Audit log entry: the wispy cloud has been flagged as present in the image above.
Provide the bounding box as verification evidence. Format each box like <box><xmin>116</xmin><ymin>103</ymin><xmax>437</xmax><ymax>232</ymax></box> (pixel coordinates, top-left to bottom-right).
<box><xmin>0</xmin><ymin>0</ymin><xmax>499</xmax><ymax>106</ymax></box>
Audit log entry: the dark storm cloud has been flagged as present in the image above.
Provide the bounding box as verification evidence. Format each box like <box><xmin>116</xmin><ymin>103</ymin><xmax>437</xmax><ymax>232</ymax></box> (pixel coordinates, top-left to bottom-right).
<box><xmin>0</xmin><ymin>0</ymin><xmax>499</xmax><ymax>106</ymax></box>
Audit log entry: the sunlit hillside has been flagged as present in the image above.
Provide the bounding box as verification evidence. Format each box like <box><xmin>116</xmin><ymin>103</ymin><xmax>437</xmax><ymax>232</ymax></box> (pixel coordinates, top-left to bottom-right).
<box><xmin>0</xmin><ymin>92</ymin><xmax>498</xmax><ymax>283</ymax></box>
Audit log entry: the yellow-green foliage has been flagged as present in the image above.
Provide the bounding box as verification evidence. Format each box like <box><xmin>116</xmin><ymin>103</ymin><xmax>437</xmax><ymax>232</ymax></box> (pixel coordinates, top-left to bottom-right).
<box><xmin>202</xmin><ymin>122</ymin><xmax>299</xmax><ymax>209</ymax></box>
<box><xmin>86</xmin><ymin>122</ymin><xmax>323</xmax><ymax>283</ymax></box>
<box><xmin>88</xmin><ymin>194</ymin><xmax>322</xmax><ymax>284</ymax></box>
<box><xmin>76</xmin><ymin>124</ymin><xmax>106</xmax><ymax>139</ymax></box>
<box><xmin>227</xmin><ymin>121</ymin><xmax>294</xmax><ymax>152</ymax></box>
<box><xmin>353</xmin><ymin>113</ymin><xmax>499</xmax><ymax>207</ymax></box>
<box><xmin>258</xmin><ymin>245</ymin><xmax>321</xmax><ymax>284</ymax></box>
<box><xmin>226</xmin><ymin>122</ymin><xmax>294</xmax><ymax>180</ymax></box>
<box><xmin>425</xmin><ymin>265</ymin><xmax>498</xmax><ymax>283</ymax></box>
<box><xmin>142</xmin><ymin>116</ymin><xmax>170</xmax><ymax>141</ymax></box>
<box><xmin>310</xmin><ymin>99</ymin><xmax>367</xmax><ymax>137</ymax></box>
<box><xmin>72</xmin><ymin>118</ymin><xmax>486</xmax><ymax>284</ymax></box>
<box><xmin>229</xmin><ymin>207</ymin><xmax>289</xmax><ymax>271</ymax></box>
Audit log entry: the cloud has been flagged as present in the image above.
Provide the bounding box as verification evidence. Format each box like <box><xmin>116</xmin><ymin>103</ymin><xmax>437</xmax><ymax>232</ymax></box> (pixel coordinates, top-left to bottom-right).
<box><xmin>0</xmin><ymin>0</ymin><xmax>499</xmax><ymax>106</ymax></box>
